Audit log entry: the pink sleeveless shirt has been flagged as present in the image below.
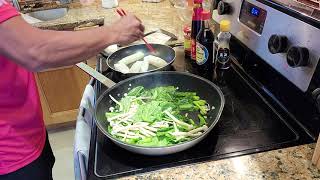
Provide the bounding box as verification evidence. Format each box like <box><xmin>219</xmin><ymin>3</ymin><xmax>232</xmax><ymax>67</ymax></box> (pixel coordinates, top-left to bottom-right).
<box><xmin>0</xmin><ymin>2</ymin><xmax>46</xmax><ymax>175</ymax></box>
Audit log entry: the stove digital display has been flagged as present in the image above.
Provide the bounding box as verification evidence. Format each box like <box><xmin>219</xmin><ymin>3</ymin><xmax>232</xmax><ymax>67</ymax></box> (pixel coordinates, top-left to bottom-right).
<box><xmin>239</xmin><ymin>0</ymin><xmax>267</xmax><ymax>34</ymax></box>
<box><xmin>250</xmin><ymin>7</ymin><xmax>260</xmax><ymax>17</ymax></box>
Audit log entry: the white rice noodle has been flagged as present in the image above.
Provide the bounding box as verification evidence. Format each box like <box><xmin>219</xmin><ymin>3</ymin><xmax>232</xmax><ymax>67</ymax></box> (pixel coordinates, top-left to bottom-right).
<box><xmin>144</xmin><ymin>55</ymin><xmax>167</xmax><ymax>68</ymax></box>
<box><xmin>127</xmin><ymin>131</ymin><xmax>145</xmax><ymax>138</ymax></box>
<box><xmin>188</xmin><ymin>125</ymin><xmax>208</xmax><ymax>134</ymax></box>
<box><xmin>107</xmin><ymin>112</ymin><xmax>131</xmax><ymax>121</ymax></box>
<box><xmin>135</xmin><ymin>122</ymin><xmax>149</xmax><ymax>126</ymax></box>
<box><xmin>118</xmin><ymin>52</ymin><xmax>145</xmax><ymax>65</ymax></box>
<box><xmin>115</xmin><ymin>132</ymin><xmax>140</xmax><ymax>139</ymax></box>
<box><xmin>112</xmin><ymin>124</ymin><xmax>147</xmax><ymax>134</ymax></box>
<box><xmin>129</xmin><ymin>61</ymin><xmax>143</xmax><ymax>73</ymax></box>
<box><xmin>170</xmin><ymin>132</ymin><xmax>203</xmax><ymax>137</ymax></box>
<box><xmin>170</xmin><ymin>126</ymin><xmax>208</xmax><ymax>137</ymax></box>
<box><xmin>139</xmin><ymin>127</ymin><xmax>156</xmax><ymax>136</ymax></box>
<box><xmin>164</xmin><ymin>110</ymin><xmax>194</xmax><ymax>130</ymax></box>
<box><xmin>114</xmin><ymin>63</ymin><xmax>130</xmax><ymax>74</ymax></box>
<box><xmin>151</xmin><ymin>121</ymin><xmax>169</xmax><ymax>128</ymax></box>
<box><xmin>144</xmin><ymin>126</ymin><xmax>158</xmax><ymax>132</ymax></box>
<box><xmin>122</xmin><ymin>131</ymin><xmax>129</xmax><ymax>141</ymax></box>
<box><xmin>109</xmin><ymin>94</ymin><xmax>123</xmax><ymax>111</ymax></box>
<box><xmin>173</xmin><ymin>121</ymin><xmax>179</xmax><ymax>132</ymax></box>
<box><xmin>140</xmin><ymin>59</ymin><xmax>149</xmax><ymax>72</ymax></box>
<box><xmin>138</xmin><ymin>128</ymin><xmax>152</xmax><ymax>137</ymax></box>
<box><xmin>114</xmin><ymin>116</ymin><xmax>134</xmax><ymax>126</ymax></box>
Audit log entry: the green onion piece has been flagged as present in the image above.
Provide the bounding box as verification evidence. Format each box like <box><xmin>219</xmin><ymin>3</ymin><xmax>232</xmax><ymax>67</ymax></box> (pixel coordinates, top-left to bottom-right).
<box><xmin>198</xmin><ymin>114</ymin><xmax>206</xmax><ymax>126</ymax></box>
<box><xmin>178</xmin><ymin>104</ymin><xmax>194</xmax><ymax>110</ymax></box>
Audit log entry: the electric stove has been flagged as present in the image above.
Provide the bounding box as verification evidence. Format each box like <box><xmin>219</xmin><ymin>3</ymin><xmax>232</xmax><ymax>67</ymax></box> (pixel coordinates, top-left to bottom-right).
<box><xmin>87</xmin><ymin>0</ymin><xmax>320</xmax><ymax>179</ymax></box>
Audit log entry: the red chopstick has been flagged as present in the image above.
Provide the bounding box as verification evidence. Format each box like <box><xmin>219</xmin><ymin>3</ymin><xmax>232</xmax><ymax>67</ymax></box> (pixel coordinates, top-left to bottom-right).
<box><xmin>120</xmin><ymin>8</ymin><xmax>126</xmax><ymax>16</ymax></box>
<box><xmin>116</xmin><ymin>8</ymin><xmax>125</xmax><ymax>16</ymax></box>
<box><xmin>115</xmin><ymin>8</ymin><xmax>156</xmax><ymax>53</ymax></box>
<box><xmin>141</xmin><ymin>38</ymin><xmax>156</xmax><ymax>53</ymax></box>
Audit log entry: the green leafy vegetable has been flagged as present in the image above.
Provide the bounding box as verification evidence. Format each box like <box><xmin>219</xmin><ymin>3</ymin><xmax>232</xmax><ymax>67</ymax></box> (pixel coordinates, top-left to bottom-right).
<box><xmin>127</xmin><ymin>86</ymin><xmax>144</xmax><ymax>96</ymax></box>
<box><xmin>120</xmin><ymin>96</ymin><xmax>133</xmax><ymax>113</ymax></box>
<box><xmin>104</xmin><ymin>86</ymin><xmax>210</xmax><ymax>147</ymax></box>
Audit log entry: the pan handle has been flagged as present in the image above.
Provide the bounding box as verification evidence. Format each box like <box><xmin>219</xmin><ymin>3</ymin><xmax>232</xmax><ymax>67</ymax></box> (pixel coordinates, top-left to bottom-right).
<box><xmin>76</xmin><ymin>62</ymin><xmax>116</xmax><ymax>88</ymax></box>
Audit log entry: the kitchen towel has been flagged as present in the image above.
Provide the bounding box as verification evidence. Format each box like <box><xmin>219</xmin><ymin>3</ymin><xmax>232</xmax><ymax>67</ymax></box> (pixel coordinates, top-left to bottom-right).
<box><xmin>79</xmin><ymin>84</ymin><xmax>95</xmax><ymax>125</ymax></box>
<box><xmin>74</xmin><ymin>84</ymin><xmax>95</xmax><ymax>180</ymax></box>
<box><xmin>74</xmin><ymin>113</ymin><xmax>90</xmax><ymax>180</ymax></box>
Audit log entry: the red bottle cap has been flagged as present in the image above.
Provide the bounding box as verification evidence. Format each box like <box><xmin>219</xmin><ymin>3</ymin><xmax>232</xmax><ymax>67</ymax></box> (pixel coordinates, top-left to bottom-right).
<box><xmin>201</xmin><ymin>10</ymin><xmax>211</xmax><ymax>20</ymax></box>
<box><xmin>183</xmin><ymin>25</ymin><xmax>191</xmax><ymax>33</ymax></box>
<box><xmin>194</xmin><ymin>0</ymin><xmax>203</xmax><ymax>4</ymax></box>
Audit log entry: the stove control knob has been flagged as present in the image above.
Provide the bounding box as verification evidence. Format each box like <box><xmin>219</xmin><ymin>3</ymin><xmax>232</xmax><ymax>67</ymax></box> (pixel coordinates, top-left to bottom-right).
<box><xmin>287</xmin><ymin>46</ymin><xmax>309</xmax><ymax>68</ymax></box>
<box><xmin>212</xmin><ymin>0</ymin><xmax>221</xmax><ymax>10</ymax></box>
<box><xmin>218</xmin><ymin>1</ymin><xmax>230</xmax><ymax>15</ymax></box>
<box><xmin>268</xmin><ymin>35</ymin><xmax>288</xmax><ymax>54</ymax></box>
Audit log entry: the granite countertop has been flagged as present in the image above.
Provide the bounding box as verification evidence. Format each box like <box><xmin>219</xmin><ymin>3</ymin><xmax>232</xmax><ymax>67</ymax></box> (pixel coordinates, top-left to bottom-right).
<box><xmin>119</xmin><ymin>143</ymin><xmax>320</xmax><ymax>179</ymax></box>
<box><xmin>33</xmin><ymin>0</ymin><xmax>320</xmax><ymax>179</ymax></box>
<box><xmin>33</xmin><ymin>0</ymin><xmax>185</xmax><ymax>39</ymax></box>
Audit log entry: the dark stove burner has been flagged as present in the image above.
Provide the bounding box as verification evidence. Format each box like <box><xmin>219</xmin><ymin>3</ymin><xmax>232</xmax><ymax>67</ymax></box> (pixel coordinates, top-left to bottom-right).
<box><xmin>103</xmin><ymin>70</ymin><xmax>123</xmax><ymax>83</ymax></box>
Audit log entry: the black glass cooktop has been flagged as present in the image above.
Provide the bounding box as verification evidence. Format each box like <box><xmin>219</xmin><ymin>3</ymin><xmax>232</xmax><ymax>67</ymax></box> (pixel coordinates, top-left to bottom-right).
<box><xmin>88</xmin><ymin>63</ymin><xmax>312</xmax><ymax>179</ymax></box>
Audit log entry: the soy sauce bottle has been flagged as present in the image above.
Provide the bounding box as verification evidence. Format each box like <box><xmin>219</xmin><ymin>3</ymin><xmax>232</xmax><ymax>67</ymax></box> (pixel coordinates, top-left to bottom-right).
<box><xmin>195</xmin><ymin>11</ymin><xmax>215</xmax><ymax>80</ymax></box>
<box><xmin>214</xmin><ymin>20</ymin><xmax>231</xmax><ymax>86</ymax></box>
<box><xmin>189</xmin><ymin>0</ymin><xmax>203</xmax><ymax>70</ymax></box>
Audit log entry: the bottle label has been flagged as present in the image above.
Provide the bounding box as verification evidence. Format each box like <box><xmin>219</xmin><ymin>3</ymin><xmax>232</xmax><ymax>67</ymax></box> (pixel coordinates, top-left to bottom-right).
<box><xmin>196</xmin><ymin>42</ymin><xmax>209</xmax><ymax>65</ymax></box>
<box><xmin>191</xmin><ymin>39</ymin><xmax>197</xmax><ymax>60</ymax></box>
<box><xmin>184</xmin><ymin>39</ymin><xmax>191</xmax><ymax>50</ymax></box>
<box><xmin>217</xmin><ymin>48</ymin><xmax>230</xmax><ymax>64</ymax></box>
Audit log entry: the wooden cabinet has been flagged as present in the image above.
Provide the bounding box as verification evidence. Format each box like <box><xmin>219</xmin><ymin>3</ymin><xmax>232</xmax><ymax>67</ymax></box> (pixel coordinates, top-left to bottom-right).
<box><xmin>35</xmin><ymin>63</ymin><xmax>93</xmax><ymax>127</ymax></box>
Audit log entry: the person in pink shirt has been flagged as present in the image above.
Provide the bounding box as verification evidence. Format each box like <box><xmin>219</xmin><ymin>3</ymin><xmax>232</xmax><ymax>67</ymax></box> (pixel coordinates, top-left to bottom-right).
<box><xmin>0</xmin><ymin>1</ymin><xmax>144</xmax><ymax>179</ymax></box>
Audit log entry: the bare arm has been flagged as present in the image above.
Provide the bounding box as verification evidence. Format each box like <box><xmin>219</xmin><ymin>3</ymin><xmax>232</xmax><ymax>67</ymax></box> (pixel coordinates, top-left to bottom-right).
<box><xmin>0</xmin><ymin>15</ymin><xmax>144</xmax><ymax>71</ymax></box>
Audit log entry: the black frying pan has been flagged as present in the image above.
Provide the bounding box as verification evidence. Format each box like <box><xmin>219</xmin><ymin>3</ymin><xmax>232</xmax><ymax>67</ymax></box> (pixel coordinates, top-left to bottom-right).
<box><xmin>106</xmin><ymin>44</ymin><xmax>176</xmax><ymax>78</ymax></box>
<box><xmin>95</xmin><ymin>71</ymin><xmax>225</xmax><ymax>155</ymax></box>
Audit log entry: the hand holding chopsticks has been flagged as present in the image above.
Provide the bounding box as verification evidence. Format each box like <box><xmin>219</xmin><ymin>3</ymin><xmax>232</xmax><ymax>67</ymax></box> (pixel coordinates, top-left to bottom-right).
<box><xmin>116</xmin><ymin>8</ymin><xmax>156</xmax><ymax>53</ymax></box>
<box><xmin>110</xmin><ymin>11</ymin><xmax>144</xmax><ymax>46</ymax></box>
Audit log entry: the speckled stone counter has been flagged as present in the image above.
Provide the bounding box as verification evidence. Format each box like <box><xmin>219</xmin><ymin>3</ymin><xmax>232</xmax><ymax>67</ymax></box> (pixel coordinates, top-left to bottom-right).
<box><xmin>33</xmin><ymin>0</ymin><xmax>185</xmax><ymax>39</ymax></box>
<box><xmin>32</xmin><ymin>1</ymin><xmax>320</xmax><ymax>179</ymax></box>
<box><xmin>120</xmin><ymin>143</ymin><xmax>320</xmax><ymax>180</ymax></box>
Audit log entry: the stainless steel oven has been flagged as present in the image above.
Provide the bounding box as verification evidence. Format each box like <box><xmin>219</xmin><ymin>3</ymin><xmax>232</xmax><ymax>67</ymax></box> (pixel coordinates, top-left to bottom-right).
<box><xmin>271</xmin><ymin>0</ymin><xmax>319</xmax><ymax>21</ymax></box>
<box><xmin>83</xmin><ymin>1</ymin><xmax>320</xmax><ymax>179</ymax></box>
